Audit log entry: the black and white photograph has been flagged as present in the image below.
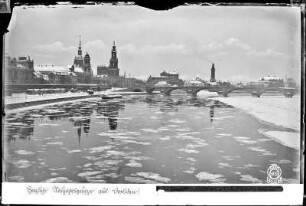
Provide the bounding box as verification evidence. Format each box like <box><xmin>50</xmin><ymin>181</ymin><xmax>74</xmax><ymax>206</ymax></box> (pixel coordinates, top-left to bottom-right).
<box><xmin>2</xmin><ymin>3</ymin><xmax>302</xmax><ymax>186</ymax></box>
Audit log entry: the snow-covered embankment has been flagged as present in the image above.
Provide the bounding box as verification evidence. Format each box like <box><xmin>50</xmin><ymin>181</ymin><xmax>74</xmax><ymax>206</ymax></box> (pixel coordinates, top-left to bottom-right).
<box><xmin>211</xmin><ymin>95</ymin><xmax>301</xmax><ymax>150</ymax></box>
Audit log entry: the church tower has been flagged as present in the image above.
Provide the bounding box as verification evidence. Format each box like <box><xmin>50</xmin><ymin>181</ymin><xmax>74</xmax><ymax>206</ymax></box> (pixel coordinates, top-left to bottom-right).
<box><xmin>84</xmin><ymin>52</ymin><xmax>92</xmax><ymax>74</ymax></box>
<box><xmin>78</xmin><ymin>38</ymin><xmax>82</xmax><ymax>56</ymax></box>
<box><xmin>108</xmin><ymin>41</ymin><xmax>119</xmax><ymax>77</ymax></box>
<box><xmin>73</xmin><ymin>37</ymin><xmax>84</xmax><ymax>68</ymax></box>
<box><xmin>210</xmin><ymin>63</ymin><xmax>216</xmax><ymax>82</ymax></box>
<box><xmin>109</xmin><ymin>41</ymin><xmax>118</xmax><ymax>69</ymax></box>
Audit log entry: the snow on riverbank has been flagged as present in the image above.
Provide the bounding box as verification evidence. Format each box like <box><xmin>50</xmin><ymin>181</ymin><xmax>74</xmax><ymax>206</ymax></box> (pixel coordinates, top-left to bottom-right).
<box><xmin>212</xmin><ymin>95</ymin><xmax>300</xmax><ymax>131</ymax></box>
<box><xmin>212</xmin><ymin>95</ymin><xmax>301</xmax><ymax>150</ymax></box>
<box><xmin>259</xmin><ymin>131</ymin><xmax>300</xmax><ymax>150</ymax></box>
<box><xmin>5</xmin><ymin>91</ymin><xmax>90</xmax><ymax>105</ymax></box>
<box><xmin>4</xmin><ymin>87</ymin><xmax>126</xmax><ymax>105</ymax></box>
<box><xmin>4</xmin><ymin>87</ymin><xmax>149</xmax><ymax>113</ymax></box>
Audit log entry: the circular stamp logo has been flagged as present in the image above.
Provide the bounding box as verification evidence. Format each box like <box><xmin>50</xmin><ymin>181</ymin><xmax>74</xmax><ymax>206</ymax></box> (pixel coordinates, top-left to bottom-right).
<box><xmin>267</xmin><ymin>164</ymin><xmax>282</xmax><ymax>184</ymax></box>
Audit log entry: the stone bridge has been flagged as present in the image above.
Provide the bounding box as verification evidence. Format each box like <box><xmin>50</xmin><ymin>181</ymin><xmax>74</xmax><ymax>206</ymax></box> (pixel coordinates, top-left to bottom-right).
<box><xmin>145</xmin><ymin>85</ymin><xmax>297</xmax><ymax>97</ymax></box>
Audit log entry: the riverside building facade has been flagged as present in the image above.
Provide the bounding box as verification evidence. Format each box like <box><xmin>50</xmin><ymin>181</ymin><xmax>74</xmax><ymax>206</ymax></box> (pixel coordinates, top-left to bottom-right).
<box><xmin>147</xmin><ymin>70</ymin><xmax>184</xmax><ymax>86</ymax></box>
<box><xmin>5</xmin><ymin>56</ymin><xmax>35</xmax><ymax>84</ymax></box>
<box><xmin>71</xmin><ymin>38</ymin><xmax>93</xmax><ymax>83</ymax></box>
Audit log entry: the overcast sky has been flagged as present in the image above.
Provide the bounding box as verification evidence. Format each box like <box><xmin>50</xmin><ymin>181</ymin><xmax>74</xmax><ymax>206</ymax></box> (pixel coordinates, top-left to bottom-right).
<box><xmin>6</xmin><ymin>4</ymin><xmax>301</xmax><ymax>82</ymax></box>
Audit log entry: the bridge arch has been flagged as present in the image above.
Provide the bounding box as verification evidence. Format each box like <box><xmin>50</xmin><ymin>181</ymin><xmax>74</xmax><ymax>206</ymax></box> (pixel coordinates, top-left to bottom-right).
<box><xmin>218</xmin><ymin>87</ymin><xmax>296</xmax><ymax>98</ymax></box>
<box><xmin>216</xmin><ymin>87</ymin><xmax>266</xmax><ymax>97</ymax></box>
<box><xmin>188</xmin><ymin>87</ymin><xmax>219</xmax><ymax>96</ymax></box>
<box><xmin>146</xmin><ymin>85</ymin><xmax>297</xmax><ymax>98</ymax></box>
<box><xmin>163</xmin><ymin>87</ymin><xmax>186</xmax><ymax>95</ymax></box>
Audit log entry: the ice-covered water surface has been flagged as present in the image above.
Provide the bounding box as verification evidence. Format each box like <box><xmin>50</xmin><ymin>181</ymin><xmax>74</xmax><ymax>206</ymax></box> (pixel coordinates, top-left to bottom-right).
<box><xmin>4</xmin><ymin>94</ymin><xmax>300</xmax><ymax>183</ymax></box>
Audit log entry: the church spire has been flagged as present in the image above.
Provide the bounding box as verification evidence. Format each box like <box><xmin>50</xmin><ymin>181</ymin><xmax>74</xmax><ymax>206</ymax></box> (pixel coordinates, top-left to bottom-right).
<box><xmin>79</xmin><ymin>35</ymin><xmax>82</xmax><ymax>48</ymax></box>
<box><xmin>109</xmin><ymin>41</ymin><xmax>118</xmax><ymax>69</ymax></box>
<box><xmin>78</xmin><ymin>35</ymin><xmax>82</xmax><ymax>56</ymax></box>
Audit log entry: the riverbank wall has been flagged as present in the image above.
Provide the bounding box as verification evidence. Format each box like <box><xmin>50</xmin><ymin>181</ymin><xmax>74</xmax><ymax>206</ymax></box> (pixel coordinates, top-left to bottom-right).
<box><xmin>4</xmin><ymin>91</ymin><xmax>150</xmax><ymax>110</ymax></box>
<box><xmin>4</xmin><ymin>94</ymin><xmax>100</xmax><ymax>110</ymax></box>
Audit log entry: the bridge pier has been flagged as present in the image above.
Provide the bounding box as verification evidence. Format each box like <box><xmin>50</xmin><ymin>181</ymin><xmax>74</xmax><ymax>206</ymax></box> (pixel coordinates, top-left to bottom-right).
<box><xmin>145</xmin><ymin>87</ymin><xmax>154</xmax><ymax>94</ymax></box>
<box><xmin>281</xmin><ymin>88</ymin><xmax>296</xmax><ymax>98</ymax></box>
<box><xmin>190</xmin><ymin>92</ymin><xmax>198</xmax><ymax>97</ymax></box>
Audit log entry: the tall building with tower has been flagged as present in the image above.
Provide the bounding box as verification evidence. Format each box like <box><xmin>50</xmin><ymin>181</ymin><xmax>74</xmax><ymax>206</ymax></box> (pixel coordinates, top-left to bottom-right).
<box><xmin>73</xmin><ymin>38</ymin><xmax>84</xmax><ymax>68</ymax></box>
<box><xmin>83</xmin><ymin>52</ymin><xmax>92</xmax><ymax>73</ymax></box>
<box><xmin>71</xmin><ymin>37</ymin><xmax>93</xmax><ymax>83</ymax></box>
<box><xmin>210</xmin><ymin>63</ymin><xmax>216</xmax><ymax>82</ymax></box>
<box><xmin>97</xmin><ymin>41</ymin><xmax>120</xmax><ymax>77</ymax></box>
<box><xmin>109</xmin><ymin>41</ymin><xmax>119</xmax><ymax>68</ymax></box>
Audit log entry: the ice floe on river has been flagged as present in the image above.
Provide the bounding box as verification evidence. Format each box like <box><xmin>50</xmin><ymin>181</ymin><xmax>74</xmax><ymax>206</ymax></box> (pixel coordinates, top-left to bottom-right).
<box><xmin>126</xmin><ymin>160</ymin><xmax>142</xmax><ymax>167</ymax></box>
<box><xmin>125</xmin><ymin>172</ymin><xmax>171</xmax><ymax>183</ymax></box>
<box><xmin>195</xmin><ymin>171</ymin><xmax>226</xmax><ymax>183</ymax></box>
<box><xmin>240</xmin><ymin>174</ymin><xmax>263</xmax><ymax>183</ymax></box>
<box><xmin>44</xmin><ymin>177</ymin><xmax>73</xmax><ymax>183</ymax></box>
<box><xmin>248</xmin><ymin>146</ymin><xmax>276</xmax><ymax>156</ymax></box>
<box><xmin>15</xmin><ymin>150</ymin><xmax>35</xmax><ymax>155</ymax></box>
<box><xmin>11</xmin><ymin>159</ymin><xmax>33</xmax><ymax>168</ymax></box>
<box><xmin>233</xmin><ymin>136</ymin><xmax>257</xmax><ymax>145</ymax></box>
<box><xmin>88</xmin><ymin>145</ymin><xmax>115</xmax><ymax>153</ymax></box>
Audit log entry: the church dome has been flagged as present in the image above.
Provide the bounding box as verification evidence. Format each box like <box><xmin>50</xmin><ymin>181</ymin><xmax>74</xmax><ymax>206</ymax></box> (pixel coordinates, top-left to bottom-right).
<box><xmin>84</xmin><ymin>52</ymin><xmax>90</xmax><ymax>58</ymax></box>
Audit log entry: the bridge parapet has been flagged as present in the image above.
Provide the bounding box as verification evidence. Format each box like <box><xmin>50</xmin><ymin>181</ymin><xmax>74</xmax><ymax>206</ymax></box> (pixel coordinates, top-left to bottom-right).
<box><xmin>145</xmin><ymin>84</ymin><xmax>297</xmax><ymax>97</ymax></box>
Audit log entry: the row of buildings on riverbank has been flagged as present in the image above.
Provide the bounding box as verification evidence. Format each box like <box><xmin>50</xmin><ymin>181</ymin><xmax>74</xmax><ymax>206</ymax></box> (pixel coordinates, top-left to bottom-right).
<box><xmin>5</xmin><ymin>39</ymin><xmax>141</xmax><ymax>88</ymax></box>
<box><xmin>5</xmin><ymin>40</ymin><xmax>296</xmax><ymax>90</ymax></box>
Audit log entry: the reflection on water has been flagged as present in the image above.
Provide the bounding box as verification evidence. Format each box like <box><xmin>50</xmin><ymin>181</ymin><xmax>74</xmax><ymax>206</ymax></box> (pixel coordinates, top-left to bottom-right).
<box><xmin>6</xmin><ymin>113</ymin><xmax>35</xmax><ymax>141</ymax></box>
<box><xmin>4</xmin><ymin>94</ymin><xmax>300</xmax><ymax>183</ymax></box>
<box><xmin>210</xmin><ymin>101</ymin><xmax>215</xmax><ymax>123</ymax></box>
<box><xmin>6</xmin><ymin>96</ymin><xmax>220</xmax><ymax>141</ymax></box>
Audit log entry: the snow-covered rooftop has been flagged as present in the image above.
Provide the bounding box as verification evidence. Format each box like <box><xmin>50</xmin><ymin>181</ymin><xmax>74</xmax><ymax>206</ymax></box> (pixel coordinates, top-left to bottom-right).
<box><xmin>184</xmin><ymin>80</ymin><xmax>205</xmax><ymax>86</ymax></box>
<box><xmin>16</xmin><ymin>64</ymin><xmax>26</xmax><ymax>69</ymax></box>
<box><xmin>168</xmin><ymin>69</ymin><xmax>178</xmax><ymax>75</ymax></box>
<box><xmin>34</xmin><ymin>65</ymin><xmax>71</xmax><ymax>73</ymax></box>
<box><xmin>155</xmin><ymin>81</ymin><xmax>171</xmax><ymax>87</ymax></box>
<box><xmin>74</xmin><ymin>66</ymin><xmax>84</xmax><ymax>73</ymax></box>
<box><xmin>260</xmin><ymin>75</ymin><xmax>283</xmax><ymax>81</ymax></box>
<box><xmin>96</xmin><ymin>74</ymin><xmax>108</xmax><ymax>78</ymax></box>
<box><xmin>162</xmin><ymin>69</ymin><xmax>178</xmax><ymax>75</ymax></box>
<box><xmin>42</xmin><ymin>75</ymin><xmax>49</xmax><ymax>81</ymax></box>
<box><xmin>185</xmin><ymin>80</ymin><xmax>203</xmax><ymax>84</ymax></box>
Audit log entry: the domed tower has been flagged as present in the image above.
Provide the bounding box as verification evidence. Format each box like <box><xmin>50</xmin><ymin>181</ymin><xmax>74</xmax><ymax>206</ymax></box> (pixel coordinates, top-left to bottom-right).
<box><xmin>84</xmin><ymin>52</ymin><xmax>92</xmax><ymax>74</ymax></box>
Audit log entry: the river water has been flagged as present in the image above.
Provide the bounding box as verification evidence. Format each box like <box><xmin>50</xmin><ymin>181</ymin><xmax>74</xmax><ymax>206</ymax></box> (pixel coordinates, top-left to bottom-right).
<box><xmin>4</xmin><ymin>93</ymin><xmax>300</xmax><ymax>183</ymax></box>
